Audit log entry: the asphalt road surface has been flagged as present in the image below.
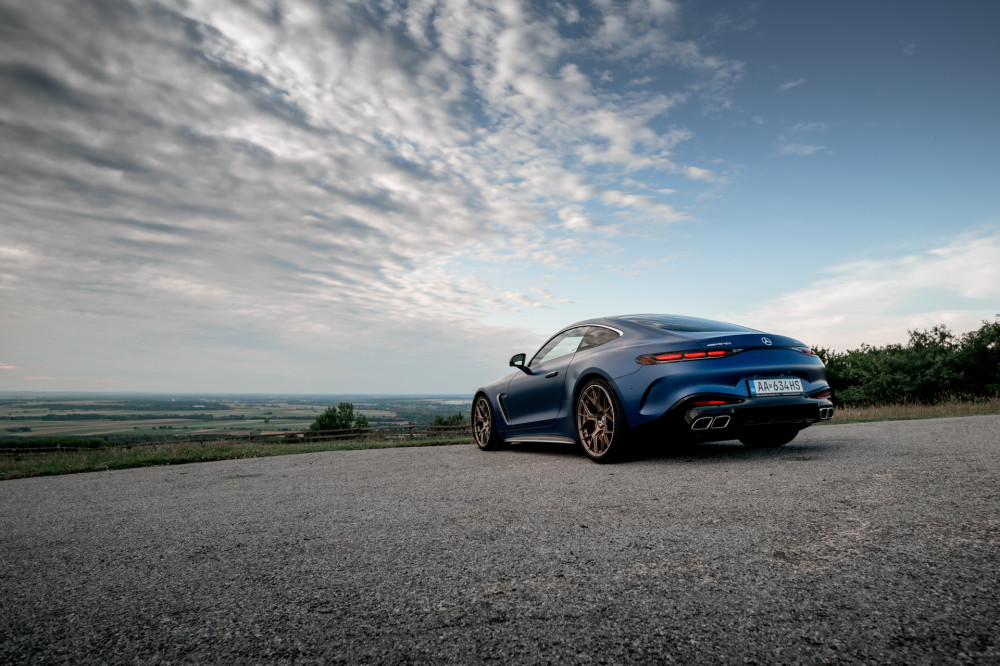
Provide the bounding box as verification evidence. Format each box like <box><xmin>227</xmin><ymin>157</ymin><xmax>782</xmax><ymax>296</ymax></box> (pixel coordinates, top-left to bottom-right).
<box><xmin>2</xmin><ymin>416</ymin><xmax>999</xmax><ymax>664</ymax></box>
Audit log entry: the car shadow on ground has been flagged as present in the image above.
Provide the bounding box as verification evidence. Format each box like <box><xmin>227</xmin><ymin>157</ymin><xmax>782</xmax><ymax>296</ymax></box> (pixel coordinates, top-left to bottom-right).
<box><xmin>629</xmin><ymin>439</ymin><xmax>838</xmax><ymax>464</ymax></box>
<box><xmin>501</xmin><ymin>437</ymin><xmax>837</xmax><ymax>464</ymax></box>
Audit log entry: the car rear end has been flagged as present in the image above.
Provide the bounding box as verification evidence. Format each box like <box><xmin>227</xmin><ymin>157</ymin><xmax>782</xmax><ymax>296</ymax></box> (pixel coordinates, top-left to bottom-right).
<box><xmin>631</xmin><ymin>332</ymin><xmax>834</xmax><ymax>443</ymax></box>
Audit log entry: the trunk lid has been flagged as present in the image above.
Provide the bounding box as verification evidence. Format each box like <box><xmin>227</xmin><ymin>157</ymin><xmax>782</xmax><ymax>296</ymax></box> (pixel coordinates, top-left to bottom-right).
<box><xmin>690</xmin><ymin>332</ymin><xmax>807</xmax><ymax>351</ymax></box>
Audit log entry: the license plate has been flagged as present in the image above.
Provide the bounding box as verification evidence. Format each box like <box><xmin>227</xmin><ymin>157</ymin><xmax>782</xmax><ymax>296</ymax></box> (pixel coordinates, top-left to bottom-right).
<box><xmin>748</xmin><ymin>378</ymin><xmax>803</xmax><ymax>396</ymax></box>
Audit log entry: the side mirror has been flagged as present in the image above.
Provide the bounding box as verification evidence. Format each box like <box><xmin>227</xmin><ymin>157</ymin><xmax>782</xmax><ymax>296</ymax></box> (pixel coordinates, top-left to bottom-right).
<box><xmin>509</xmin><ymin>353</ymin><xmax>532</xmax><ymax>374</ymax></box>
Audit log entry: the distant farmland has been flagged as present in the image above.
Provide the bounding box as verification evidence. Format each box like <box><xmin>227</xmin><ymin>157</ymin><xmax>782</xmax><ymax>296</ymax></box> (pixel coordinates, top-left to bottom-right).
<box><xmin>0</xmin><ymin>393</ymin><xmax>472</xmax><ymax>443</ymax></box>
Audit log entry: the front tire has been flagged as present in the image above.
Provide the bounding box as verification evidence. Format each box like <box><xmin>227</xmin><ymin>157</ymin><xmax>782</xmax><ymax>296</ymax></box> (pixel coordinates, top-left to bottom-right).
<box><xmin>739</xmin><ymin>426</ymin><xmax>800</xmax><ymax>449</ymax></box>
<box><xmin>576</xmin><ymin>379</ymin><xmax>628</xmax><ymax>463</ymax></box>
<box><xmin>473</xmin><ymin>395</ymin><xmax>502</xmax><ymax>450</ymax></box>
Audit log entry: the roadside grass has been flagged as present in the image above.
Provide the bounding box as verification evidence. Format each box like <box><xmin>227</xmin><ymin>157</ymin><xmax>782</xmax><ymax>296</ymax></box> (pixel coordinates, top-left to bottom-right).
<box><xmin>828</xmin><ymin>397</ymin><xmax>1000</xmax><ymax>424</ymax></box>
<box><xmin>0</xmin><ymin>436</ymin><xmax>470</xmax><ymax>481</ymax></box>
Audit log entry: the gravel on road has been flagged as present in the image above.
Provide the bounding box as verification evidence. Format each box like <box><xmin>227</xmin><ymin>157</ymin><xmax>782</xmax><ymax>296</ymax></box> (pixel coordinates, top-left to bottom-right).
<box><xmin>2</xmin><ymin>416</ymin><xmax>999</xmax><ymax>664</ymax></box>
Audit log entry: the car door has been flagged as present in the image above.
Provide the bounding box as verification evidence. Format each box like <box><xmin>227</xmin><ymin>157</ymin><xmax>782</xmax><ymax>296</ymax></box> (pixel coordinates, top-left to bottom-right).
<box><xmin>503</xmin><ymin>327</ymin><xmax>588</xmax><ymax>429</ymax></box>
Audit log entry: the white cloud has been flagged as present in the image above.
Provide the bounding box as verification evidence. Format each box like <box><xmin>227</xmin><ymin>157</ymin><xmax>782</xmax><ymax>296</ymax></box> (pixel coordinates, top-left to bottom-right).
<box><xmin>683</xmin><ymin>165</ymin><xmax>720</xmax><ymax>182</ymax></box>
<box><xmin>0</xmin><ymin>0</ymin><xmax>743</xmax><ymax>392</ymax></box>
<box><xmin>588</xmin><ymin>0</ymin><xmax>743</xmax><ymax>110</ymax></box>
<box><xmin>558</xmin><ymin>206</ymin><xmax>596</xmax><ymax>231</ymax></box>
<box><xmin>779</xmin><ymin>143</ymin><xmax>826</xmax><ymax>156</ymax></box>
<box><xmin>734</xmin><ymin>232</ymin><xmax>1000</xmax><ymax>350</ymax></box>
<box><xmin>778</xmin><ymin>78</ymin><xmax>806</xmax><ymax>91</ymax></box>
<box><xmin>787</xmin><ymin>122</ymin><xmax>829</xmax><ymax>134</ymax></box>
<box><xmin>778</xmin><ymin>122</ymin><xmax>828</xmax><ymax>156</ymax></box>
<box><xmin>599</xmin><ymin>190</ymin><xmax>687</xmax><ymax>222</ymax></box>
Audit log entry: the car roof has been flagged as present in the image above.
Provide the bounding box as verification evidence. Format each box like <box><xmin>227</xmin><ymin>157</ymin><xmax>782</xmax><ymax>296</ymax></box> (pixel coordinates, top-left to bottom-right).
<box><xmin>608</xmin><ymin>314</ymin><xmax>756</xmax><ymax>333</ymax></box>
<box><xmin>547</xmin><ymin>314</ymin><xmax>758</xmax><ymax>343</ymax></box>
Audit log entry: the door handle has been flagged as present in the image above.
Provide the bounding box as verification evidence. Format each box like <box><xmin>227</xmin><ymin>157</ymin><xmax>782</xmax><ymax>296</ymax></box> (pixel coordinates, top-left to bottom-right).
<box><xmin>545</xmin><ymin>371</ymin><xmax>559</xmax><ymax>378</ymax></box>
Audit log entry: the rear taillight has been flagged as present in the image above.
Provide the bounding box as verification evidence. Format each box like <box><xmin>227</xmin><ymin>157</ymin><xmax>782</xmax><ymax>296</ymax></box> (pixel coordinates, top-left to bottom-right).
<box><xmin>692</xmin><ymin>398</ymin><xmax>739</xmax><ymax>406</ymax></box>
<box><xmin>812</xmin><ymin>389</ymin><xmax>832</xmax><ymax>398</ymax></box>
<box><xmin>797</xmin><ymin>347</ymin><xmax>817</xmax><ymax>355</ymax></box>
<box><xmin>636</xmin><ymin>348</ymin><xmax>740</xmax><ymax>365</ymax></box>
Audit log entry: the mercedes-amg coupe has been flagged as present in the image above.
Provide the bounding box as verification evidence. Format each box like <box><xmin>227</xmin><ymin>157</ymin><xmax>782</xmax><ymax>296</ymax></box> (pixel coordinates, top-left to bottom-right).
<box><xmin>472</xmin><ymin>314</ymin><xmax>834</xmax><ymax>462</ymax></box>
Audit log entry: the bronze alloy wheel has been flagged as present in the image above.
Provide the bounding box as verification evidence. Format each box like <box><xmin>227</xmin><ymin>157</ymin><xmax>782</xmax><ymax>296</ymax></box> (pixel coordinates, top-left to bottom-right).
<box><xmin>473</xmin><ymin>395</ymin><xmax>499</xmax><ymax>450</ymax></box>
<box><xmin>576</xmin><ymin>381</ymin><xmax>618</xmax><ymax>460</ymax></box>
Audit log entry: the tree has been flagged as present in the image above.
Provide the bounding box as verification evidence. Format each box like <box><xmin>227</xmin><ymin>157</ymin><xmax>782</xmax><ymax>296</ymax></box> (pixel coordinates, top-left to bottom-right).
<box><xmin>432</xmin><ymin>412</ymin><xmax>467</xmax><ymax>427</ymax></box>
<box><xmin>309</xmin><ymin>402</ymin><xmax>369</xmax><ymax>433</ymax></box>
<box><xmin>813</xmin><ymin>317</ymin><xmax>1000</xmax><ymax>406</ymax></box>
<box><xmin>954</xmin><ymin>317</ymin><xmax>1000</xmax><ymax>397</ymax></box>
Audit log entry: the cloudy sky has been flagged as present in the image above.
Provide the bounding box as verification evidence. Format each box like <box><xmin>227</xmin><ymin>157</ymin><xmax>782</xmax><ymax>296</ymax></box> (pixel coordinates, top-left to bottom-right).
<box><xmin>1</xmin><ymin>0</ymin><xmax>998</xmax><ymax>394</ymax></box>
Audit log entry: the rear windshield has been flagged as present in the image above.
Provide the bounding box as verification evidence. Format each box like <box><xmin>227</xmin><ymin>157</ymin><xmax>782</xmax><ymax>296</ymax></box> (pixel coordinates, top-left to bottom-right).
<box><xmin>618</xmin><ymin>314</ymin><xmax>754</xmax><ymax>333</ymax></box>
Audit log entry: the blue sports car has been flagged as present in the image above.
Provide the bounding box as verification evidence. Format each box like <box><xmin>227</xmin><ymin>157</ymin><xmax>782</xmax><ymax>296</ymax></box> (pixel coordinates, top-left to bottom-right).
<box><xmin>472</xmin><ymin>314</ymin><xmax>834</xmax><ymax>462</ymax></box>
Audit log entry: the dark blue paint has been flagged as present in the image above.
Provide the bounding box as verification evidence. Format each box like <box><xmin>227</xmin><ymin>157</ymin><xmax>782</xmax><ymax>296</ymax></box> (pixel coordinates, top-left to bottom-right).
<box><xmin>474</xmin><ymin>314</ymin><xmax>834</xmax><ymax>447</ymax></box>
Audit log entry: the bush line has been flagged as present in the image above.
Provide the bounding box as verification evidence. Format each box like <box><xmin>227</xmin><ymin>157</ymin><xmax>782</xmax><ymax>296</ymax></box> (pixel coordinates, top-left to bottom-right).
<box><xmin>815</xmin><ymin>317</ymin><xmax>1000</xmax><ymax>406</ymax></box>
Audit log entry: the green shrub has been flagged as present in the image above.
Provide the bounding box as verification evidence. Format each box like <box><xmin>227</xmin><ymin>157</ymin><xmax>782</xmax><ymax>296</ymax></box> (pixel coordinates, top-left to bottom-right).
<box><xmin>432</xmin><ymin>413</ymin><xmax>467</xmax><ymax>427</ymax></box>
<box><xmin>819</xmin><ymin>317</ymin><xmax>1000</xmax><ymax>406</ymax></box>
<box><xmin>308</xmin><ymin>402</ymin><xmax>369</xmax><ymax>434</ymax></box>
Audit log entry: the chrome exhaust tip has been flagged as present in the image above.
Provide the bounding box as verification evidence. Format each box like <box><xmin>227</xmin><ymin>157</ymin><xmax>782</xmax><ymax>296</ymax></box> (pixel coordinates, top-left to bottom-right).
<box><xmin>711</xmin><ymin>415</ymin><xmax>731</xmax><ymax>429</ymax></box>
<box><xmin>818</xmin><ymin>407</ymin><xmax>834</xmax><ymax>420</ymax></box>
<box><xmin>691</xmin><ymin>416</ymin><xmax>713</xmax><ymax>431</ymax></box>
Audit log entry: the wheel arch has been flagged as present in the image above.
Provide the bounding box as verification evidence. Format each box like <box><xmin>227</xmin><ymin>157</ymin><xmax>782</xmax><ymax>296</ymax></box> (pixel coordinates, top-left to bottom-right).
<box><xmin>570</xmin><ymin>368</ymin><xmax>616</xmax><ymax>404</ymax></box>
<box><xmin>472</xmin><ymin>390</ymin><xmax>501</xmax><ymax>423</ymax></box>
<box><xmin>570</xmin><ymin>370</ymin><xmax>630</xmax><ymax>430</ymax></box>
<box><xmin>572</xmin><ymin>371</ymin><xmax>631</xmax><ymax>462</ymax></box>
<box><xmin>471</xmin><ymin>388</ymin><xmax>486</xmax><ymax>410</ymax></box>
<box><xmin>472</xmin><ymin>391</ymin><xmax>506</xmax><ymax>450</ymax></box>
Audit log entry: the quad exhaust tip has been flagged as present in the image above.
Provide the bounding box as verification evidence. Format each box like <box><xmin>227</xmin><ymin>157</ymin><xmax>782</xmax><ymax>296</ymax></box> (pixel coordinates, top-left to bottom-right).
<box><xmin>691</xmin><ymin>415</ymin><xmax>731</xmax><ymax>431</ymax></box>
<box><xmin>691</xmin><ymin>416</ymin><xmax>712</xmax><ymax>430</ymax></box>
<box><xmin>819</xmin><ymin>407</ymin><xmax>834</xmax><ymax>420</ymax></box>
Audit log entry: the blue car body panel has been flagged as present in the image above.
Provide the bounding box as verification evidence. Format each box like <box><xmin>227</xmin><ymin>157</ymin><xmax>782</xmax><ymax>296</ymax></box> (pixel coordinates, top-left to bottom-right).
<box><xmin>474</xmin><ymin>314</ymin><xmax>834</xmax><ymax>447</ymax></box>
<box><xmin>502</xmin><ymin>352</ymin><xmax>574</xmax><ymax>429</ymax></box>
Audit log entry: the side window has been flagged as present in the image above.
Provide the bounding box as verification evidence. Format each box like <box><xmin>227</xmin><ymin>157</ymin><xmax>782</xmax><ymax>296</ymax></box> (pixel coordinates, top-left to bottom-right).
<box><xmin>577</xmin><ymin>326</ymin><xmax>621</xmax><ymax>351</ymax></box>
<box><xmin>530</xmin><ymin>327</ymin><xmax>588</xmax><ymax>366</ymax></box>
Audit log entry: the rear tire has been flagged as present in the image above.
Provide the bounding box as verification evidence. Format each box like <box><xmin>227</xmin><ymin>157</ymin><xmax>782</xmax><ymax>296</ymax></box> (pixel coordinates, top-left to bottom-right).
<box><xmin>576</xmin><ymin>379</ymin><xmax>628</xmax><ymax>463</ymax></box>
<box><xmin>739</xmin><ymin>426</ymin><xmax>800</xmax><ymax>449</ymax></box>
<box><xmin>473</xmin><ymin>395</ymin><xmax>502</xmax><ymax>450</ymax></box>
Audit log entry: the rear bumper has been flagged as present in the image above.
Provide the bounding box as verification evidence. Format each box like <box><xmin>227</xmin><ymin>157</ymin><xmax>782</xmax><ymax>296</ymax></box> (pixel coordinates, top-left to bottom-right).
<box><xmin>649</xmin><ymin>394</ymin><xmax>834</xmax><ymax>443</ymax></box>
